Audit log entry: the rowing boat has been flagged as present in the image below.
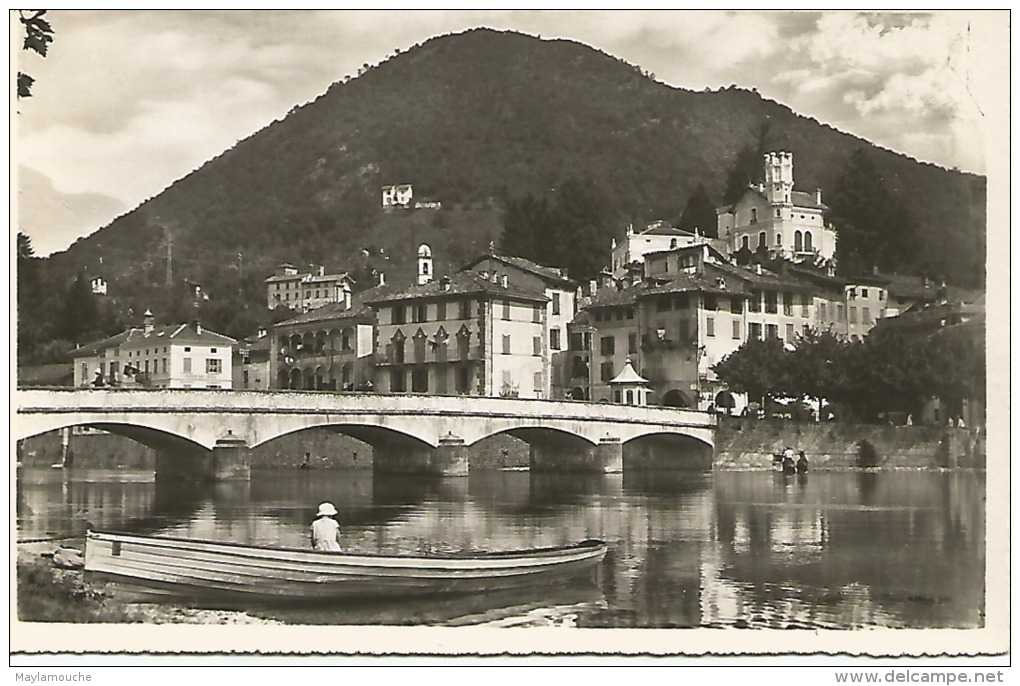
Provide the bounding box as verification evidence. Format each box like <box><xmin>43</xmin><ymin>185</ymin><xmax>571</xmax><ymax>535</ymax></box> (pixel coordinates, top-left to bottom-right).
<box><xmin>84</xmin><ymin>529</ymin><xmax>608</xmax><ymax>602</ymax></box>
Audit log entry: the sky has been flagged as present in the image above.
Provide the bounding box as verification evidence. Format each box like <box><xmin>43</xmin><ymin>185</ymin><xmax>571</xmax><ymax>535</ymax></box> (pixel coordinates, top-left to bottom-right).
<box><xmin>13</xmin><ymin>10</ymin><xmax>1007</xmax><ymax>256</ymax></box>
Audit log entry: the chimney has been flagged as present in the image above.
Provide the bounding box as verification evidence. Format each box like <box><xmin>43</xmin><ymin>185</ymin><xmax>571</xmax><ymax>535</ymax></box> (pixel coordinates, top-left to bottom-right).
<box><xmin>816</xmin><ymin>188</ymin><xmax>823</xmax><ymax>205</ymax></box>
<box><xmin>378</xmin><ymin>272</ymin><xmax>386</xmax><ymax>287</ymax></box>
<box><xmin>589</xmin><ymin>279</ymin><xmax>598</xmax><ymax>296</ymax></box>
<box><xmin>342</xmin><ymin>283</ymin><xmax>352</xmax><ymax>310</ymax></box>
<box><xmin>441</xmin><ymin>275</ymin><xmax>451</xmax><ymax>292</ymax></box>
<box><xmin>318</xmin><ymin>265</ymin><xmax>325</xmax><ymax>276</ymax></box>
<box><xmin>143</xmin><ymin>309</ymin><xmax>154</xmax><ymax>334</ymax></box>
<box><xmin>500</xmin><ymin>274</ymin><xmax>509</xmax><ymax>289</ymax></box>
<box><xmin>490</xmin><ymin>271</ymin><xmax>498</xmax><ymax>284</ymax></box>
<box><xmin>755</xmin><ymin>263</ymin><xmax>763</xmax><ymax>275</ymax></box>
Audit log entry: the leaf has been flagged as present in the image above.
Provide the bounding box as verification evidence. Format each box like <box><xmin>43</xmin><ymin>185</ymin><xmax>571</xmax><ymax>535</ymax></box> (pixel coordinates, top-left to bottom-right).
<box><xmin>17</xmin><ymin>72</ymin><xmax>34</xmax><ymax>99</ymax></box>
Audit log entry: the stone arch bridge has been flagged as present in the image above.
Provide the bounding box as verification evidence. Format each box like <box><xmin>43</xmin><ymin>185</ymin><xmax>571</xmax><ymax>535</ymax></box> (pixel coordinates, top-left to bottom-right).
<box><xmin>15</xmin><ymin>389</ymin><xmax>716</xmax><ymax>481</ymax></box>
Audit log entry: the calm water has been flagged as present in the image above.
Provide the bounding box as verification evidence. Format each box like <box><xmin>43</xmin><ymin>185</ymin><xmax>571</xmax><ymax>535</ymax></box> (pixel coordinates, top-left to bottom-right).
<box><xmin>16</xmin><ymin>466</ymin><xmax>985</xmax><ymax>628</ymax></box>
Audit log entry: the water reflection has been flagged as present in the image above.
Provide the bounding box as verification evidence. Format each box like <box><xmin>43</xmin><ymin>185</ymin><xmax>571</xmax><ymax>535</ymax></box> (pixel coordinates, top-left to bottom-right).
<box><xmin>16</xmin><ymin>467</ymin><xmax>984</xmax><ymax>628</ymax></box>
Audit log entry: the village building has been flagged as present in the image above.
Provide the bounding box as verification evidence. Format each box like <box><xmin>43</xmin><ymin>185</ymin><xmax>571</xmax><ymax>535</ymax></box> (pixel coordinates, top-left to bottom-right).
<box><xmin>270</xmin><ymin>290</ymin><xmax>376</xmax><ymax>391</ymax></box>
<box><xmin>90</xmin><ymin>276</ymin><xmax>107</xmax><ymax>296</ymax></box>
<box><xmin>716</xmin><ymin>152</ymin><xmax>838</xmax><ymax>265</ymax></box>
<box><xmin>265</xmin><ymin>263</ymin><xmax>355</xmax><ymax>312</ymax></box>
<box><xmin>232</xmin><ymin>331</ymin><xmax>272</xmax><ymax>390</ymax></box>
<box><xmin>610</xmin><ymin>221</ymin><xmax>703</xmax><ymax>281</ymax></box>
<box><xmin>365</xmin><ymin>271</ymin><xmax>550</xmax><ymax>398</ymax></box>
<box><xmin>72</xmin><ymin>310</ymin><xmax>235</xmax><ymax>389</ymax></box>
<box><xmin>381</xmin><ymin>184</ymin><xmax>413</xmax><ymax>208</ymax></box>
<box><xmin>462</xmin><ymin>252</ymin><xmax>578</xmax><ymax>399</ymax></box>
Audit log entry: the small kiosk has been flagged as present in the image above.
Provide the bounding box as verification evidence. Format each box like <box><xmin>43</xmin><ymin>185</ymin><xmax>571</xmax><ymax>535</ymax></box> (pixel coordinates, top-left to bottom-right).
<box><xmin>609</xmin><ymin>358</ymin><xmax>651</xmax><ymax>406</ymax></box>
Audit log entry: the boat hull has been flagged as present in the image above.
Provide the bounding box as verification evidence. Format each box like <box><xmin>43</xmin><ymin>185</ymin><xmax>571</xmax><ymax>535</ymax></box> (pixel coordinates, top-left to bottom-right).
<box><xmin>84</xmin><ymin>530</ymin><xmax>608</xmax><ymax>602</ymax></box>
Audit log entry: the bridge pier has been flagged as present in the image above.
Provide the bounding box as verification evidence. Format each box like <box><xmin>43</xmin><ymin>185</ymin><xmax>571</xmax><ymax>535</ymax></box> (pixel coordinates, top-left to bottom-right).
<box><xmin>155</xmin><ymin>435</ymin><xmax>252</xmax><ymax>482</ymax></box>
<box><xmin>372</xmin><ymin>433</ymin><xmax>469</xmax><ymax>477</ymax></box>
<box><xmin>530</xmin><ymin>436</ymin><xmax>623</xmax><ymax>474</ymax></box>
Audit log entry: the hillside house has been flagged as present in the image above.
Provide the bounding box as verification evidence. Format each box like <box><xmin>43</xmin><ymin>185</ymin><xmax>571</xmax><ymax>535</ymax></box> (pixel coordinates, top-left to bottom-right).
<box><xmin>265</xmin><ymin>263</ymin><xmax>355</xmax><ymax>312</ymax></box>
<box><xmin>381</xmin><ymin>184</ymin><xmax>413</xmax><ymax>208</ymax></box>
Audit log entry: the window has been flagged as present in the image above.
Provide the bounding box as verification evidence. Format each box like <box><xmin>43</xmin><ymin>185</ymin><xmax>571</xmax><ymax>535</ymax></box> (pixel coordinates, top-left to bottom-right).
<box><xmin>849</xmin><ymin>307</ymin><xmax>857</xmax><ymax>324</ymax></box>
<box><xmin>600</xmin><ymin>362</ymin><xmax>615</xmax><ymax>382</ymax></box>
<box><xmin>801</xmin><ymin>298</ymin><xmax>810</xmax><ymax>318</ymax></box>
<box><xmin>569</xmin><ymin>332</ymin><xmax>585</xmax><ymax>351</ymax></box>
<box><xmin>550</xmin><ymin>329</ymin><xmax>562</xmax><ymax>350</ymax></box>
<box><xmin>392</xmin><ymin>335</ymin><xmax>405</xmax><ymax>364</ymax></box>
<box><xmin>775</xmin><ymin>208</ymin><xmax>782</xmax><ymax>218</ymax></box>
<box><xmin>144</xmin><ymin>360</ymin><xmax>149</xmax><ymax>374</ymax></box>
<box><xmin>837</xmin><ymin>304</ymin><xmax>845</xmax><ymax>321</ymax></box>
<box><xmin>765</xmin><ymin>291</ymin><xmax>778</xmax><ymax>314</ymax></box>
<box><xmin>804</xmin><ymin>231</ymin><xmax>813</xmax><ymax>251</ymax></box>
<box><xmin>766</xmin><ymin>324</ymin><xmax>779</xmax><ymax>339</ymax></box>
<box><xmin>552</xmin><ymin>293</ymin><xmax>561</xmax><ymax>316</ymax></box>
<box><xmin>878</xmin><ymin>290</ymin><xmax>885</xmax><ymax>301</ymax></box>
<box><xmin>411</xmin><ymin>369</ymin><xmax>429</xmax><ymax>393</ymax></box>
<box><xmin>457</xmin><ymin>331</ymin><xmax>470</xmax><ymax>359</ymax></box>
<box><xmin>741</xmin><ymin>236</ymin><xmax>749</xmax><ymax>250</ymax></box>
<box><xmin>456</xmin><ymin>367</ymin><xmax>471</xmax><ymax>393</ymax></box>
<box><xmin>776</xmin><ymin>233</ymin><xmax>782</xmax><ymax>246</ymax></box>
<box><xmin>615</xmin><ymin>310</ymin><xmax>624</xmax><ymax>321</ymax></box>
<box><xmin>502</xmin><ymin>334</ymin><xmax>511</xmax><ymax>355</ymax></box>
<box><xmin>706</xmin><ymin>317</ymin><xmax>715</xmax><ymax>337</ymax></box>
<box><xmin>730</xmin><ymin>297</ymin><xmax>742</xmax><ymax>314</ymax></box>
<box><xmin>392</xmin><ymin>306</ymin><xmax>406</xmax><ymax>325</ymax></box>
<box><xmin>600</xmin><ymin>336</ymin><xmax>615</xmax><ymax>356</ymax></box>
<box><xmin>862</xmin><ymin>288</ymin><xmax>869</xmax><ymax>299</ymax></box>
<box><xmin>863</xmin><ymin>307</ymin><xmax>872</xmax><ymax>324</ymax></box>
<box><xmin>390</xmin><ymin>369</ymin><xmax>406</xmax><ymax>392</ymax></box>
<box><xmin>243</xmin><ymin>370</ymin><xmax>249</xmax><ymax>387</ymax></box>
<box><xmin>533</xmin><ymin>336</ymin><xmax>541</xmax><ymax>356</ymax></box>
<box><xmin>437</xmin><ymin>301</ymin><xmax>447</xmax><ymax>320</ymax></box>
<box><xmin>206</xmin><ymin>358</ymin><xmax>221</xmax><ymax>374</ymax></box>
<box><xmin>534</xmin><ymin>372</ymin><xmax>543</xmax><ymax>397</ymax></box>
<box><xmin>413</xmin><ymin>303</ymin><xmax>427</xmax><ymax>323</ymax></box>
<box><xmin>758</xmin><ymin>231</ymin><xmax>766</xmax><ymax>249</ymax></box>
<box><xmin>459</xmin><ymin>300</ymin><xmax>471</xmax><ymax>319</ymax></box>
<box><xmin>183</xmin><ymin>358</ymin><xmax>192</xmax><ymax>373</ymax></box>
<box><xmin>533</xmin><ymin>305</ymin><xmax>541</xmax><ymax>323</ymax></box>
<box><xmin>162</xmin><ymin>358</ymin><xmax>167</xmax><ymax>374</ymax></box>
<box><xmin>628</xmin><ymin>333</ymin><xmax>637</xmax><ymax>354</ymax></box>
<box><xmin>626</xmin><ymin>308</ymin><xmax>634</xmax><ymax>319</ymax></box>
<box><xmin>413</xmin><ymin>334</ymin><xmax>426</xmax><ymax>363</ymax></box>
<box><xmin>704</xmin><ymin>295</ymin><xmax>718</xmax><ymax>311</ymax></box>
<box><xmin>594</xmin><ymin>311</ymin><xmax>603</xmax><ymax>322</ymax></box>
<box><xmin>732</xmin><ymin>320</ymin><xmax>741</xmax><ymax>340</ymax></box>
<box><xmin>749</xmin><ymin>323</ymin><xmax>762</xmax><ymax>340</ymax></box>
<box><xmin>184</xmin><ymin>347</ymin><xmax>191</xmax><ymax>352</ymax></box>
<box><xmin>210</xmin><ymin>347</ymin><xmax>217</xmax><ymax>354</ymax></box>
<box><xmin>502</xmin><ymin>300</ymin><xmax>511</xmax><ymax>320</ymax></box>
<box><xmin>819</xmin><ymin>303</ymin><xmax>827</xmax><ymax>320</ymax></box>
<box><xmin>750</xmin><ymin>208</ymin><xmax>758</xmax><ymax>224</ymax></box>
<box><xmin>794</xmin><ymin>230</ymin><xmax>803</xmax><ymax>251</ymax></box>
<box><xmin>783</xmin><ymin>292</ymin><xmax>793</xmax><ymax>316</ymax></box>
<box><xmin>748</xmin><ymin>291</ymin><xmax>761</xmax><ymax>313</ymax></box>
<box><xmin>786</xmin><ymin>323</ymin><xmax>794</xmax><ymax>341</ymax></box>
<box><xmin>614</xmin><ymin>390</ymin><xmax>622</xmax><ymax>403</ymax></box>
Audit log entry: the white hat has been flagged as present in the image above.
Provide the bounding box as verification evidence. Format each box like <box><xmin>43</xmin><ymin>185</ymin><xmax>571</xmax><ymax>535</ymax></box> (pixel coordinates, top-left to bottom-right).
<box><xmin>316</xmin><ymin>502</ymin><xmax>337</xmax><ymax>517</ymax></box>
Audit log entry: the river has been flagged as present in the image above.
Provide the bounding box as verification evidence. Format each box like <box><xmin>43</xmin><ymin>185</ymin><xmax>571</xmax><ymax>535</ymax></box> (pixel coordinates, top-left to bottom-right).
<box><xmin>16</xmin><ymin>466</ymin><xmax>984</xmax><ymax>629</ymax></box>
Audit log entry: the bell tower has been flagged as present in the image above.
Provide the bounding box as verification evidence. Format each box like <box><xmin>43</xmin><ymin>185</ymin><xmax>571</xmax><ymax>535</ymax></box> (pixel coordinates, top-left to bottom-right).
<box><xmin>764</xmin><ymin>151</ymin><xmax>794</xmax><ymax>206</ymax></box>
<box><xmin>417</xmin><ymin>243</ymin><xmax>433</xmax><ymax>285</ymax></box>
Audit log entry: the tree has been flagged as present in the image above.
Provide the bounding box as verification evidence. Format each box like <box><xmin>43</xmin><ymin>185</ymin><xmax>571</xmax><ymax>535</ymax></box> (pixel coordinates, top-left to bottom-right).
<box><xmin>712</xmin><ymin>336</ymin><xmax>793</xmax><ymax>406</ymax></box>
<box><xmin>677</xmin><ymin>183</ymin><xmax>718</xmax><ymax>237</ymax></box>
<box><xmin>827</xmin><ymin>149</ymin><xmax>923</xmax><ymax>277</ymax></box>
<box><xmin>18</xmin><ymin>10</ymin><xmax>54</xmax><ymax>98</ymax></box>
<box><xmin>61</xmin><ymin>270</ymin><xmax>100</xmax><ymax>345</ymax></box>
<box><xmin>722</xmin><ymin>119</ymin><xmax>781</xmax><ymax>205</ymax></box>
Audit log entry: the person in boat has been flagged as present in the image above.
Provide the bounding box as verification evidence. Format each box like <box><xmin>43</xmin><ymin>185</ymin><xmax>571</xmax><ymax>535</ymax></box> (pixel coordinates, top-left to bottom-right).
<box><xmin>781</xmin><ymin>447</ymin><xmax>796</xmax><ymax>475</ymax></box>
<box><xmin>796</xmin><ymin>450</ymin><xmax>809</xmax><ymax>474</ymax></box>
<box><xmin>310</xmin><ymin>502</ymin><xmax>343</xmax><ymax>551</ymax></box>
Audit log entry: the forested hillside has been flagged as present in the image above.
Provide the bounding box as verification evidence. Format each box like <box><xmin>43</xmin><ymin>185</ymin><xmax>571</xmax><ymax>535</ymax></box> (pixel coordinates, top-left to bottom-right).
<box><xmin>21</xmin><ymin>28</ymin><xmax>985</xmax><ymax>363</ymax></box>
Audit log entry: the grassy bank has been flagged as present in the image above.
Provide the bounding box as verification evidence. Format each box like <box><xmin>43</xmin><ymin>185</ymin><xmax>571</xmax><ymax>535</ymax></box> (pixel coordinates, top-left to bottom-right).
<box><xmin>16</xmin><ymin>542</ymin><xmax>280</xmax><ymax>625</ymax></box>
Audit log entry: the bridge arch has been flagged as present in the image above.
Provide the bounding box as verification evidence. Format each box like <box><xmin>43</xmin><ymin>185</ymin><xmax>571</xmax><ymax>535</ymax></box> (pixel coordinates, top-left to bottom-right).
<box><xmin>250</xmin><ymin>420</ymin><xmax>438</xmax><ymax>450</ymax></box>
<box><xmin>16</xmin><ymin>417</ymin><xmax>209</xmax><ymax>454</ymax></box>
<box><xmin>467</xmin><ymin>425</ymin><xmax>598</xmax><ymax>448</ymax></box>
<box><xmin>622</xmin><ymin>431</ymin><xmax>714</xmax><ymax>470</ymax></box>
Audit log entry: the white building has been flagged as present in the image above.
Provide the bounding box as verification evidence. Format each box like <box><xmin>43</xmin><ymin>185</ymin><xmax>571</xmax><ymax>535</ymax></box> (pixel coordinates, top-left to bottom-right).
<box><xmin>265</xmin><ymin>263</ymin><xmax>355</xmax><ymax>312</ymax></box>
<box><xmin>610</xmin><ymin>221</ymin><xmax>701</xmax><ymax>281</ymax></box>
<box><xmin>72</xmin><ymin>311</ymin><xmax>235</xmax><ymax>389</ymax></box>
<box><xmin>716</xmin><ymin>152</ymin><xmax>838</xmax><ymax>265</ymax></box>
<box><xmin>381</xmin><ymin>184</ymin><xmax>413</xmax><ymax>208</ymax></box>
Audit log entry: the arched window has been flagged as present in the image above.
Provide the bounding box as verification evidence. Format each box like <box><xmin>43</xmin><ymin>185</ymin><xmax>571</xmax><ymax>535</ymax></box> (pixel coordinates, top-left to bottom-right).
<box><xmin>794</xmin><ymin>230</ymin><xmax>803</xmax><ymax>251</ymax></box>
<box><xmin>670</xmin><ymin>238</ymin><xmax>677</xmax><ymax>249</ymax></box>
<box><xmin>750</xmin><ymin>208</ymin><xmax>758</xmax><ymax>224</ymax></box>
<box><xmin>758</xmin><ymin>232</ymin><xmax>766</xmax><ymax>249</ymax></box>
<box><xmin>804</xmin><ymin>231</ymin><xmax>813</xmax><ymax>251</ymax></box>
<box><xmin>776</xmin><ymin>233</ymin><xmax>782</xmax><ymax>246</ymax></box>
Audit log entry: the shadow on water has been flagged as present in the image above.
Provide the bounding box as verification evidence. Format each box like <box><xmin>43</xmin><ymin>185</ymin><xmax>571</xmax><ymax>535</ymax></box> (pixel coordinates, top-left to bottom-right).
<box><xmin>622</xmin><ymin>470</ymin><xmax>713</xmax><ymax>497</ymax></box>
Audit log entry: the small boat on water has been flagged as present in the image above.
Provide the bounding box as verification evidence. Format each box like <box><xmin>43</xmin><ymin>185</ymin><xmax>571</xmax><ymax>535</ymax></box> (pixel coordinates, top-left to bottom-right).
<box><xmin>84</xmin><ymin>529</ymin><xmax>608</xmax><ymax>602</ymax></box>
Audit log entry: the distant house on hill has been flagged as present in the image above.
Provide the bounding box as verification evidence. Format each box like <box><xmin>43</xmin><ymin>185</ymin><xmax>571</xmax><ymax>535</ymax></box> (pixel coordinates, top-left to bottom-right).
<box><xmin>716</xmin><ymin>152</ymin><xmax>838</xmax><ymax>265</ymax></box>
<box><xmin>381</xmin><ymin>184</ymin><xmax>413</xmax><ymax>208</ymax></box>
<box><xmin>610</xmin><ymin>221</ymin><xmax>703</xmax><ymax>281</ymax></box>
<box><xmin>265</xmin><ymin>263</ymin><xmax>355</xmax><ymax>313</ymax></box>
<box><xmin>90</xmin><ymin>276</ymin><xmax>107</xmax><ymax>296</ymax></box>
<box><xmin>71</xmin><ymin>310</ymin><xmax>235</xmax><ymax>389</ymax></box>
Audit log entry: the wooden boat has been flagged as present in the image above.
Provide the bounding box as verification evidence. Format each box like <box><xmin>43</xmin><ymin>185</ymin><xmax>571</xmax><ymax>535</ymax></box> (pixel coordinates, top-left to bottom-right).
<box><xmin>84</xmin><ymin>529</ymin><xmax>608</xmax><ymax>602</ymax></box>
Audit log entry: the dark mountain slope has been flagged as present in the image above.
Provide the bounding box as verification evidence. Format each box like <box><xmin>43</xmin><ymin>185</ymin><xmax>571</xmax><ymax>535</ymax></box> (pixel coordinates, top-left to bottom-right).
<box><xmin>39</xmin><ymin>28</ymin><xmax>984</xmax><ymax>343</ymax></box>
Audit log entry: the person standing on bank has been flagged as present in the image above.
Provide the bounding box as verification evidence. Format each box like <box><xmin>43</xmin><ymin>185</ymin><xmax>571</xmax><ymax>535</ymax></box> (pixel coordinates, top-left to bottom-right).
<box><xmin>310</xmin><ymin>502</ymin><xmax>343</xmax><ymax>551</ymax></box>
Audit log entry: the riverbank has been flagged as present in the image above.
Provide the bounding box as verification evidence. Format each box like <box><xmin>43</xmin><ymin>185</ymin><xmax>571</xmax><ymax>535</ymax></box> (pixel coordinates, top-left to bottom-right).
<box><xmin>16</xmin><ymin>541</ymin><xmax>281</xmax><ymax>625</ymax></box>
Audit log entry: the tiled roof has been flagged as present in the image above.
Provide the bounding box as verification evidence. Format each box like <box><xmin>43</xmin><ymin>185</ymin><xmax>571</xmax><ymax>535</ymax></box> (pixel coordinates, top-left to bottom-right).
<box><xmin>638</xmin><ymin>224</ymin><xmax>687</xmax><ymax>237</ymax></box>
<box><xmin>584</xmin><ymin>287</ymin><xmax>640</xmax><ymax>309</ymax></box>
<box><xmin>364</xmin><ymin>271</ymin><xmax>549</xmax><ymax>305</ymax></box>
<box><xmin>276</xmin><ymin>285</ymin><xmax>388</xmax><ymax>327</ymax></box>
<box><xmin>73</xmin><ymin>323</ymin><xmax>236</xmax><ymax>357</ymax></box>
<box><xmin>643</xmin><ymin>268</ymin><xmax>751</xmax><ymax>298</ymax></box>
<box><xmin>711</xmin><ymin>262</ymin><xmax>814</xmax><ymax>292</ymax></box>
<box><xmin>462</xmin><ymin>253</ymin><xmax>576</xmax><ymax>287</ymax></box>
<box><xmin>791</xmin><ymin>191</ymin><xmax>827</xmax><ymax>210</ymax></box>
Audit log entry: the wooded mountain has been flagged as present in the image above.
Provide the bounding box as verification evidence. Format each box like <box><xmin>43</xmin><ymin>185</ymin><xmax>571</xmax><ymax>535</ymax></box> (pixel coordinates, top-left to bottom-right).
<box><xmin>31</xmin><ymin>28</ymin><xmax>985</xmax><ymax>350</ymax></box>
